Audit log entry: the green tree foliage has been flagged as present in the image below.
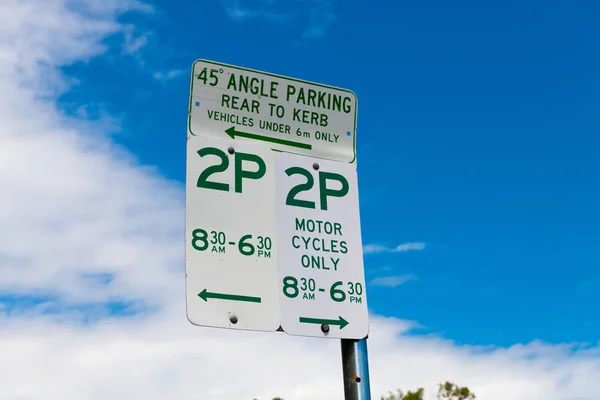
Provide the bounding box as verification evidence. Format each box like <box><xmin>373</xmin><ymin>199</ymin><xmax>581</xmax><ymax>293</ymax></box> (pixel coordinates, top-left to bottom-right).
<box><xmin>381</xmin><ymin>387</ymin><xmax>425</xmax><ymax>400</ymax></box>
<box><xmin>381</xmin><ymin>381</ymin><xmax>475</xmax><ymax>400</ymax></box>
<box><xmin>437</xmin><ymin>381</ymin><xmax>476</xmax><ymax>400</ymax></box>
<box><xmin>259</xmin><ymin>381</ymin><xmax>475</xmax><ymax>400</ymax></box>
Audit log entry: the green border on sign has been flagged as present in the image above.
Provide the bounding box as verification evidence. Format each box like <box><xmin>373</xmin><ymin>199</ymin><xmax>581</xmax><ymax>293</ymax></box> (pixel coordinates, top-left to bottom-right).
<box><xmin>187</xmin><ymin>59</ymin><xmax>359</xmax><ymax>164</ymax></box>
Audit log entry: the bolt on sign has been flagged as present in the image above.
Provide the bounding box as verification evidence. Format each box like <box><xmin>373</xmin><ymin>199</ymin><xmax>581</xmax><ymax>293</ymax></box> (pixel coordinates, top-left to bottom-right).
<box><xmin>185</xmin><ymin>59</ymin><xmax>369</xmax><ymax>339</ymax></box>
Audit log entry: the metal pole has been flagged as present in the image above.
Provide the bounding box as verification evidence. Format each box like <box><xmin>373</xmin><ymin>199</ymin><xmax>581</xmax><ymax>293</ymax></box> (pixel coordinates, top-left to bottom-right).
<box><xmin>341</xmin><ymin>338</ymin><xmax>372</xmax><ymax>400</ymax></box>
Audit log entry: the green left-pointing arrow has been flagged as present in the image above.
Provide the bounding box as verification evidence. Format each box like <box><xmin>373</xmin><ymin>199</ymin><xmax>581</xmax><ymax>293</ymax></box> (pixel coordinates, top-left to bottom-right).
<box><xmin>198</xmin><ymin>289</ymin><xmax>261</xmax><ymax>303</ymax></box>
<box><xmin>299</xmin><ymin>316</ymin><xmax>349</xmax><ymax>329</ymax></box>
<box><xmin>225</xmin><ymin>126</ymin><xmax>312</xmax><ymax>150</ymax></box>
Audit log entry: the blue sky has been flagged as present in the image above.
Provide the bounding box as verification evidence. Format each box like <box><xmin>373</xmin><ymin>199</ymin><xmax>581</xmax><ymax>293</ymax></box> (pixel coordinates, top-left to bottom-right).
<box><xmin>56</xmin><ymin>0</ymin><xmax>600</xmax><ymax>347</ymax></box>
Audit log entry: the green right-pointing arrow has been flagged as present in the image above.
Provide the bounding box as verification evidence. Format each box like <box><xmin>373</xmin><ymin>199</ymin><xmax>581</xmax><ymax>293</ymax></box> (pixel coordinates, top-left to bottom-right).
<box><xmin>299</xmin><ymin>316</ymin><xmax>349</xmax><ymax>329</ymax></box>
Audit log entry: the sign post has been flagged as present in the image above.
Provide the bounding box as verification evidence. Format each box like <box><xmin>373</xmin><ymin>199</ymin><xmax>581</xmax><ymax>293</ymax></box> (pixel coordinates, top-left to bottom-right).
<box><xmin>185</xmin><ymin>59</ymin><xmax>372</xmax><ymax>399</ymax></box>
<box><xmin>342</xmin><ymin>338</ymin><xmax>372</xmax><ymax>400</ymax></box>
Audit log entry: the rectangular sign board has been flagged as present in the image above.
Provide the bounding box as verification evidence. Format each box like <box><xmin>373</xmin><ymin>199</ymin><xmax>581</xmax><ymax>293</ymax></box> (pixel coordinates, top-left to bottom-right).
<box><xmin>188</xmin><ymin>59</ymin><xmax>358</xmax><ymax>164</ymax></box>
<box><xmin>185</xmin><ymin>135</ymin><xmax>280</xmax><ymax>332</ymax></box>
<box><xmin>275</xmin><ymin>152</ymin><xmax>369</xmax><ymax>339</ymax></box>
<box><xmin>185</xmin><ymin>59</ymin><xmax>369</xmax><ymax>339</ymax></box>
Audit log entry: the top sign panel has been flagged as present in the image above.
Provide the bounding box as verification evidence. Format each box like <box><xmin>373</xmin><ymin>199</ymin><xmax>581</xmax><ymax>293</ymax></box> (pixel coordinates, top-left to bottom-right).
<box><xmin>188</xmin><ymin>59</ymin><xmax>358</xmax><ymax>163</ymax></box>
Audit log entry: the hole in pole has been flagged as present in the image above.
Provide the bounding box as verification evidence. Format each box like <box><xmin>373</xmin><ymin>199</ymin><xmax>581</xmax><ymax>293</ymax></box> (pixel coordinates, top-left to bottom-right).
<box><xmin>354</xmin><ymin>376</ymin><xmax>362</xmax><ymax>383</ymax></box>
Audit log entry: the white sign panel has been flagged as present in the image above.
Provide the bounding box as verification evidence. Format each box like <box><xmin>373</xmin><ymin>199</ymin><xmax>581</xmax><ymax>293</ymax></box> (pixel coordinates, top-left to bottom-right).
<box><xmin>188</xmin><ymin>59</ymin><xmax>358</xmax><ymax>163</ymax></box>
<box><xmin>185</xmin><ymin>135</ymin><xmax>280</xmax><ymax>332</ymax></box>
<box><xmin>275</xmin><ymin>152</ymin><xmax>369</xmax><ymax>339</ymax></box>
<box><xmin>185</xmin><ymin>59</ymin><xmax>368</xmax><ymax>339</ymax></box>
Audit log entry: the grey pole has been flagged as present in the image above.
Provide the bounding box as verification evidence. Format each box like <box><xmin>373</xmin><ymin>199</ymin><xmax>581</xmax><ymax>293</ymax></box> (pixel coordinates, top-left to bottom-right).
<box><xmin>341</xmin><ymin>338</ymin><xmax>372</xmax><ymax>400</ymax></box>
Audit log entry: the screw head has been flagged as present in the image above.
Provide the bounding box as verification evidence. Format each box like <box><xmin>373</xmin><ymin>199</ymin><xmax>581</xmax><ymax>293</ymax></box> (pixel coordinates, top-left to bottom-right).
<box><xmin>321</xmin><ymin>323</ymin><xmax>330</xmax><ymax>333</ymax></box>
<box><xmin>313</xmin><ymin>163</ymin><xmax>320</xmax><ymax>170</ymax></box>
<box><xmin>229</xmin><ymin>315</ymin><xmax>238</xmax><ymax>324</ymax></box>
<box><xmin>228</xmin><ymin>147</ymin><xmax>235</xmax><ymax>154</ymax></box>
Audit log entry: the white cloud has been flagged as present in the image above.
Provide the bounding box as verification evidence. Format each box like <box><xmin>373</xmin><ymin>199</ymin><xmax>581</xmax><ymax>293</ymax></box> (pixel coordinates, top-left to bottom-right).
<box><xmin>127</xmin><ymin>0</ymin><xmax>156</xmax><ymax>14</ymax></box>
<box><xmin>1</xmin><ymin>313</ymin><xmax>599</xmax><ymax>400</ymax></box>
<box><xmin>370</xmin><ymin>275</ymin><xmax>416</xmax><ymax>287</ymax></box>
<box><xmin>0</xmin><ymin>0</ymin><xmax>182</xmax><ymax>309</ymax></box>
<box><xmin>153</xmin><ymin>69</ymin><xmax>185</xmax><ymax>81</ymax></box>
<box><xmin>0</xmin><ymin>1</ymin><xmax>599</xmax><ymax>400</ymax></box>
<box><xmin>224</xmin><ymin>5</ymin><xmax>259</xmax><ymax>21</ymax></box>
<box><xmin>221</xmin><ymin>0</ymin><xmax>291</xmax><ymax>22</ymax></box>
<box><xmin>364</xmin><ymin>242</ymin><xmax>427</xmax><ymax>254</ymax></box>
<box><xmin>122</xmin><ymin>25</ymin><xmax>152</xmax><ymax>55</ymax></box>
<box><xmin>302</xmin><ymin>0</ymin><xmax>336</xmax><ymax>39</ymax></box>
<box><xmin>221</xmin><ymin>0</ymin><xmax>334</xmax><ymax>39</ymax></box>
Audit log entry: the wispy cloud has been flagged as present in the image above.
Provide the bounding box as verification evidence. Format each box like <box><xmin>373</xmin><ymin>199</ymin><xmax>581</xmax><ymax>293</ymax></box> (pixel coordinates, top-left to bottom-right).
<box><xmin>580</xmin><ymin>276</ymin><xmax>599</xmax><ymax>289</ymax></box>
<box><xmin>221</xmin><ymin>0</ymin><xmax>292</xmax><ymax>23</ymax></box>
<box><xmin>364</xmin><ymin>242</ymin><xmax>427</xmax><ymax>255</ymax></box>
<box><xmin>122</xmin><ymin>25</ymin><xmax>152</xmax><ymax>55</ymax></box>
<box><xmin>225</xmin><ymin>6</ymin><xmax>256</xmax><ymax>20</ymax></box>
<box><xmin>302</xmin><ymin>0</ymin><xmax>336</xmax><ymax>39</ymax></box>
<box><xmin>153</xmin><ymin>70</ymin><xmax>185</xmax><ymax>81</ymax></box>
<box><xmin>370</xmin><ymin>275</ymin><xmax>417</xmax><ymax>288</ymax></box>
<box><xmin>128</xmin><ymin>0</ymin><xmax>155</xmax><ymax>14</ymax></box>
<box><xmin>79</xmin><ymin>0</ymin><xmax>155</xmax><ymax>15</ymax></box>
<box><xmin>221</xmin><ymin>0</ymin><xmax>336</xmax><ymax>39</ymax></box>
